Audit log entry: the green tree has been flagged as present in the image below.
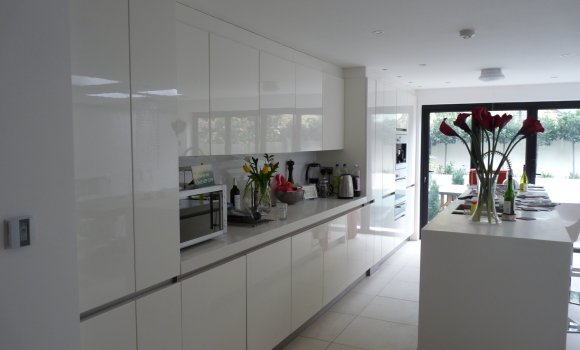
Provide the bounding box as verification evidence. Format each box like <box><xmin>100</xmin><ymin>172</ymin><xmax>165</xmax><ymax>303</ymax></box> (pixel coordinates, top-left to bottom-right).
<box><xmin>537</xmin><ymin>115</ymin><xmax>558</xmax><ymax>147</ymax></box>
<box><xmin>557</xmin><ymin>110</ymin><xmax>580</xmax><ymax>175</ymax></box>
<box><xmin>428</xmin><ymin>179</ymin><xmax>441</xmax><ymax>221</ymax></box>
<box><xmin>496</xmin><ymin>122</ymin><xmax>520</xmax><ymax>152</ymax></box>
<box><xmin>430</xmin><ymin>113</ymin><xmax>459</xmax><ymax>171</ymax></box>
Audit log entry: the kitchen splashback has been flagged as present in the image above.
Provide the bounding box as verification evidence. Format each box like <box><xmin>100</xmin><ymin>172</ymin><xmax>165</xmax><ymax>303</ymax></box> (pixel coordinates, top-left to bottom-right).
<box><xmin>179</xmin><ymin>152</ymin><xmax>320</xmax><ymax>193</ymax></box>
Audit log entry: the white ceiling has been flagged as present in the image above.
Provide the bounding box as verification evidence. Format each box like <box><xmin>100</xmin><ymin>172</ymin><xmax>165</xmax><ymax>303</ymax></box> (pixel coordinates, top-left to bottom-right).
<box><xmin>180</xmin><ymin>0</ymin><xmax>580</xmax><ymax>89</ymax></box>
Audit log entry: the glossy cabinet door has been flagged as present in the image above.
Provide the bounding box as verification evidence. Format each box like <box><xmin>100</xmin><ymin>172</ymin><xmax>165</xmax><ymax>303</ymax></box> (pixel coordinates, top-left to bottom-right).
<box><xmin>295</xmin><ymin>63</ymin><xmax>323</xmax><ymax>151</ymax></box>
<box><xmin>71</xmin><ymin>0</ymin><xmax>135</xmax><ymax>313</ymax></box>
<box><xmin>182</xmin><ymin>256</ymin><xmax>246</xmax><ymax>350</ymax></box>
<box><xmin>292</xmin><ymin>224</ymin><xmax>325</xmax><ymax>331</ymax></box>
<box><xmin>210</xmin><ymin>33</ymin><xmax>260</xmax><ymax>155</ymax></box>
<box><xmin>247</xmin><ymin>238</ymin><xmax>292</xmax><ymax>350</ymax></box>
<box><xmin>80</xmin><ymin>303</ymin><xmax>136</xmax><ymax>350</ymax></box>
<box><xmin>175</xmin><ymin>8</ymin><xmax>210</xmax><ymax>156</ymax></box>
<box><xmin>322</xmin><ymin>73</ymin><xmax>344</xmax><ymax>150</ymax></box>
<box><xmin>137</xmin><ymin>284</ymin><xmax>181</xmax><ymax>350</ymax></box>
<box><xmin>260</xmin><ymin>51</ymin><xmax>295</xmax><ymax>153</ymax></box>
<box><xmin>346</xmin><ymin>208</ymin><xmax>373</xmax><ymax>285</ymax></box>
<box><xmin>323</xmin><ymin>214</ymin><xmax>349</xmax><ymax>305</ymax></box>
<box><xmin>130</xmin><ymin>0</ymin><xmax>180</xmax><ymax>291</ymax></box>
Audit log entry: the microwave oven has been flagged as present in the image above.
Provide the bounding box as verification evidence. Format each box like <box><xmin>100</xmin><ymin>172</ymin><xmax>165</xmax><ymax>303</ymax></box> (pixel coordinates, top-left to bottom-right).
<box><xmin>179</xmin><ymin>184</ymin><xmax>227</xmax><ymax>249</ymax></box>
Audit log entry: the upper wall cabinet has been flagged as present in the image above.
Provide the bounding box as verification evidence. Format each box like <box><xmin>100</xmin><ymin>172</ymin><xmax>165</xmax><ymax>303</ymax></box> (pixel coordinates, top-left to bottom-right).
<box><xmin>295</xmin><ymin>64</ymin><xmax>323</xmax><ymax>152</ymax></box>
<box><xmin>130</xmin><ymin>0</ymin><xmax>180</xmax><ymax>291</ymax></box>
<box><xmin>210</xmin><ymin>34</ymin><xmax>260</xmax><ymax>155</ymax></box>
<box><xmin>260</xmin><ymin>51</ymin><xmax>295</xmax><ymax>153</ymax></box>
<box><xmin>322</xmin><ymin>73</ymin><xmax>344</xmax><ymax>150</ymax></box>
<box><xmin>175</xmin><ymin>16</ymin><xmax>210</xmax><ymax>156</ymax></box>
<box><xmin>71</xmin><ymin>0</ymin><xmax>135</xmax><ymax>313</ymax></box>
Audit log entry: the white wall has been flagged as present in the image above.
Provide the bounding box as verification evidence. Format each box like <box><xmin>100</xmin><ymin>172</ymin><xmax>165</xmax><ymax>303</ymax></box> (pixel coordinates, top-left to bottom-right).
<box><xmin>0</xmin><ymin>1</ymin><xmax>80</xmax><ymax>349</ymax></box>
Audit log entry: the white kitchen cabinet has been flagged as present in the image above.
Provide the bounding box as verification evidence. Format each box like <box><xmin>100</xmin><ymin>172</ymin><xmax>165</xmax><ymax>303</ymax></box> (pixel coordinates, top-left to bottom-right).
<box><xmin>323</xmin><ymin>214</ymin><xmax>349</xmax><ymax>305</ymax></box>
<box><xmin>260</xmin><ymin>51</ymin><xmax>295</xmax><ymax>153</ymax></box>
<box><xmin>71</xmin><ymin>0</ymin><xmax>135</xmax><ymax>313</ymax></box>
<box><xmin>175</xmin><ymin>10</ymin><xmax>210</xmax><ymax>156</ymax></box>
<box><xmin>80</xmin><ymin>303</ymin><xmax>136</xmax><ymax>350</ymax></box>
<box><xmin>292</xmin><ymin>224</ymin><xmax>325</xmax><ymax>331</ymax></box>
<box><xmin>295</xmin><ymin>63</ymin><xmax>323</xmax><ymax>151</ymax></box>
<box><xmin>130</xmin><ymin>0</ymin><xmax>180</xmax><ymax>291</ymax></box>
<box><xmin>247</xmin><ymin>238</ymin><xmax>292</xmax><ymax>350</ymax></box>
<box><xmin>182</xmin><ymin>256</ymin><xmax>246</xmax><ymax>350</ymax></box>
<box><xmin>346</xmin><ymin>207</ymin><xmax>373</xmax><ymax>284</ymax></box>
<box><xmin>137</xmin><ymin>284</ymin><xmax>181</xmax><ymax>350</ymax></box>
<box><xmin>322</xmin><ymin>73</ymin><xmax>344</xmax><ymax>150</ymax></box>
<box><xmin>210</xmin><ymin>33</ymin><xmax>260</xmax><ymax>155</ymax></box>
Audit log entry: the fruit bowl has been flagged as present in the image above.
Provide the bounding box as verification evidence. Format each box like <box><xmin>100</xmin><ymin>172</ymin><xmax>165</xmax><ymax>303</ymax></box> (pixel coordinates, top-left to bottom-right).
<box><xmin>275</xmin><ymin>190</ymin><xmax>304</xmax><ymax>204</ymax></box>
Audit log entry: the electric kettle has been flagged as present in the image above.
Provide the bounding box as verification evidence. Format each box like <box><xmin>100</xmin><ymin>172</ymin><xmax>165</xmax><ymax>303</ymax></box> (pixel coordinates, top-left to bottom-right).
<box><xmin>338</xmin><ymin>174</ymin><xmax>354</xmax><ymax>199</ymax></box>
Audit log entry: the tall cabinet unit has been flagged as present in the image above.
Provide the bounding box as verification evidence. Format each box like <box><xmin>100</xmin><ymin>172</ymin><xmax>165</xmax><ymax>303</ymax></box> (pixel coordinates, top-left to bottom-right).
<box><xmin>295</xmin><ymin>64</ymin><xmax>323</xmax><ymax>151</ymax></box>
<box><xmin>72</xmin><ymin>0</ymin><xmax>135</xmax><ymax>314</ymax></box>
<box><xmin>260</xmin><ymin>51</ymin><xmax>296</xmax><ymax>153</ymax></box>
<box><xmin>210</xmin><ymin>34</ymin><xmax>260</xmax><ymax>155</ymax></box>
<box><xmin>323</xmin><ymin>73</ymin><xmax>345</xmax><ymax>150</ymax></box>
<box><xmin>175</xmin><ymin>15</ymin><xmax>210</xmax><ymax>157</ymax></box>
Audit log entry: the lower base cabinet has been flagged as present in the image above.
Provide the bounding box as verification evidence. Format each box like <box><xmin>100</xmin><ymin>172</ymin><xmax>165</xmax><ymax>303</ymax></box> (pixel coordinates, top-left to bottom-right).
<box><xmin>247</xmin><ymin>238</ymin><xmax>292</xmax><ymax>350</ymax></box>
<box><xmin>323</xmin><ymin>215</ymin><xmax>349</xmax><ymax>305</ymax></box>
<box><xmin>292</xmin><ymin>225</ymin><xmax>325</xmax><ymax>331</ymax></box>
<box><xmin>81</xmin><ymin>303</ymin><xmax>137</xmax><ymax>350</ymax></box>
<box><xmin>182</xmin><ymin>256</ymin><xmax>246</xmax><ymax>350</ymax></box>
<box><xmin>136</xmin><ymin>284</ymin><xmax>181</xmax><ymax>350</ymax></box>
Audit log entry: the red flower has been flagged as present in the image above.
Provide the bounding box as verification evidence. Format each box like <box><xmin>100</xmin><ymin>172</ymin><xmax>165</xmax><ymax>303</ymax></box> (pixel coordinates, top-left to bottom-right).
<box><xmin>454</xmin><ymin>113</ymin><xmax>471</xmax><ymax>133</ymax></box>
<box><xmin>440</xmin><ymin>118</ymin><xmax>458</xmax><ymax>137</ymax></box>
<box><xmin>498</xmin><ymin>113</ymin><xmax>512</xmax><ymax>129</ymax></box>
<box><xmin>472</xmin><ymin>107</ymin><xmax>494</xmax><ymax>131</ymax></box>
<box><xmin>518</xmin><ymin>116</ymin><xmax>545</xmax><ymax>136</ymax></box>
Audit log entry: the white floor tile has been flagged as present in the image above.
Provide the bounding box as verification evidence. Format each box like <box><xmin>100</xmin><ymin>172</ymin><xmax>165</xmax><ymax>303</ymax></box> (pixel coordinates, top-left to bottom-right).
<box><xmin>360</xmin><ymin>297</ymin><xmax>418</xmax><ymax>325</ymax></box>
<box><xmin>334</xmin><ymin>316</ymin><xmax>418</xmax><ymax>350</ymax></box>
<box><xmin>353</xmin><ymin>264</ymin><xmax>404</xmax><ymax>296</ymax></box>
<box><xmin>301</xmin><ymin>311</ymin><xmax>355</xmax><ymax>342</ymax></box>
<box><xmin>392</xmin><ymin>266</ymin><xmax>420</xmax><ymax>283</ymax></box>
<box><xmin>330</xmin><ymin>290</ymin><xmax>375</xmax><ymax>315</ymax></box>
<box><xmin>378</xmin><ymin>280</ymin><xmax>420</xmax><ymax>302</ymax></box>
<box><xmin>282</xmin><ymin>336</ymin><xmax>329</xmax><ymax>350</ymax></box>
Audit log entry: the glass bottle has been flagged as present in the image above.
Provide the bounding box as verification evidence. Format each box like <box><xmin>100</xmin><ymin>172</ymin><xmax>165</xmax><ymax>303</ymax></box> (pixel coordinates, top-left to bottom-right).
<box><xmin>503</xmin><ymin>170</ymin><xmax>515</xmax><ymax>219</ymax></box>
<box><xmin>332</xmin><ymin>163</ymin><xmax>341</xmax><ymax>195</ymax></box>
<box><xmin>353</xmin><ymin>164</ymin><xmax>361</xmax><ymax>197</ymax></box>
<box><xmin>519</xmin><ymin>164</ymin><xmax>529</xmax><ymax>192</ymax></box>
<box><xmin>230</xmin><ymin>178</ymin><xmax>241</xmax><ymax>210</ymax></box>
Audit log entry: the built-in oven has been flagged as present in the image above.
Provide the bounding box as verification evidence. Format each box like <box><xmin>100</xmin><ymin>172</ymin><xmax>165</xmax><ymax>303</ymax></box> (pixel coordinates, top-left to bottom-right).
<box><xmin>179</xmin><ymin>184</ymin><xmax>227</xmax><ymax>249</ymax></box>
<box><xmin>395</xmin><ymin>134</ymin><xmax>407</xmax><ymax>170</ymax></box>
<box><xmin>394</xmin><ymin>168</ymin><xmax>407</xmax><ymax>221</ymax></box>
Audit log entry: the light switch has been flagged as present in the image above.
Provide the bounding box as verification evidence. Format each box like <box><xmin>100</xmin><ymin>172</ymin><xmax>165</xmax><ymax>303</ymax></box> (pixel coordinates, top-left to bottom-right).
<box><xmin>6</xmin><ymin>216</ymin><xmax>32</xmax><ymax>248</ymax></box>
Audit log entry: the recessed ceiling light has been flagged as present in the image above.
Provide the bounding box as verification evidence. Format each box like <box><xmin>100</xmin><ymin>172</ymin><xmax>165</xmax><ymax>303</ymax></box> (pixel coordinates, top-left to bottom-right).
<box><xmin>418</xmin><ymin>85</ymin><xmax>423</xmax><ymax>88</ymax></box>
<box><xmin>382</xmin><ymin>68</ymin><xmax>388</xmax><ymax>71</ymax></box>
<box><xmin>560</xmin><ymin>53</ymin><xmax>572</xmax><ymax>58</ymax></box>
<box><xmin>372</xmin><ymin>30</ymin><xmax>384</xmax><ymax>35</ymax></box>
<box><xmin>445</xmin><ymin>81</ymin><xmax>451</xmax><ymax>84</ymax></box>
<box><xmin>419</xmin><ymin>63</ymin><xmax>427</xmax><ymax>67</ymax></box>
<box><xmin>551</xmin><ymin>76</ymin><xmax>559</xmax><ymax>79</ymax></box>
<box><xmin>396</xmin><ymin>75</ymin><xmax>402</xmax><ymax>78</ymax></box>
<box><xmin>459</xmin><ymin>28</ymin><xmax>476</xmax><ymax>39</ymax></box>
<box><xmin>408</xmin><ymin>81</ymin><xmax>413</xmax><ymax>84</ymax></box>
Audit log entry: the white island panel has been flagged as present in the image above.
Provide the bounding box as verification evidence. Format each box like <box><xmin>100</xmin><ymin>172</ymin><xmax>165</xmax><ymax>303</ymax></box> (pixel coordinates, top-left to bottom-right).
<box><xmin>418</xmin><ymin>208</ymin><xmax>571</xmax><ymax>350</ymax></box>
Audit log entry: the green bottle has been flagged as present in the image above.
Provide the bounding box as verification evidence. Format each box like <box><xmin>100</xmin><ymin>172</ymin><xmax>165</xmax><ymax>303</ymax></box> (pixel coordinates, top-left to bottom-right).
<box><xmin>503</xmin><ymin>170</ymin><xmax>515</xmax><ymax>216</ymax></box>
<box><xmin>519</xmin><ymin>164</ymin><xmax>528</xmax><ymax>192</ymax></box>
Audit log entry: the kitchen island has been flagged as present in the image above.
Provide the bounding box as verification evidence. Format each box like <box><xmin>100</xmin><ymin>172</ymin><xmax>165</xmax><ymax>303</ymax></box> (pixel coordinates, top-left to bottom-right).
<box><xmin>418</xmin><ymin>201</ymin><xmax>572</xmax><ymax>350</ymax></box>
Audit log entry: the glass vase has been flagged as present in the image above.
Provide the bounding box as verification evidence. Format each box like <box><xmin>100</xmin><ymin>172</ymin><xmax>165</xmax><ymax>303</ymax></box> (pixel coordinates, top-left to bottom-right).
<box><xmin>254</xmin><ymin>184</ymin><xmax>272</xmax><ymax>215</ymax></box>
<box><xmin>472</xmin><ymin>175</ymin><xmax>501</xmax><ymax>224</ymax></box>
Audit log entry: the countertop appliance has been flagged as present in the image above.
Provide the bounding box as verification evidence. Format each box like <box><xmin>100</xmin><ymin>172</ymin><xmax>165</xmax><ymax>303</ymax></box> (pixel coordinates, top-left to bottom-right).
<box><xmin>305</xmin><ymin>162</ymin><xmax>321</xmax><ymax>185</ymax></box>
<box><xmin>338</xmin><ymin>174</ymin><xmax>354</xmax><ymax>199</ymax></box>
<box><xmin>179</xmin><ymin>184</ymin><xmax>227</xmax><ymax>249</ymax></box>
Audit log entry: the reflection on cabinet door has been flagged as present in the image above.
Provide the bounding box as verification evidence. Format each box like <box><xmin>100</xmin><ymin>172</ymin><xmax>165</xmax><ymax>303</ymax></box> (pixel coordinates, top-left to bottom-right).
<box><xmin>292</xmin><ymin>224</ymin><xmax>325</xmax><ymax>331</ymax></box>
<box><xmin>346</xmin><ymin>207</ymin><xmax>373</xmax><ymax>284</ymax></box>
<box><xmin>323</xmin><ymin>214</ymin><xmax>348</xmax><ymax>305</ymax></box>
<box><xmin>247</xmin><ymin>238</ymin><xmax>292</xmax><ymax>350</ymax></box>
<box><xmin>260</xmin><ymin>51</ymin><xmax>295</xmax><ymax>153</ymax></box>
<box><xmin>295</xmin><ymin>64</ymin><xmax>322</xmax><ymax>152</ymax></box>
<box><xmin>71</xmin><ymin>0</ymin><xmax>135</xmax><ymax>313</ymax></box>
<box><xmin>182</xmin><ymin>256</ymin><xmax>246</xmax><ymax>350</ymax></box>
<box><xmin>210</xmin><ymin>33</ymin><xmax>259</xmax><ymax>155</ymax></box>
<box><xmin>175</xmin><ymin>14</ymin><xmax>210</xmax><ymax>156</ymax></box>
<box><xmin>323</xmin><ymin>73</ymin><xmax>344</xmax><ymax>150</ymax></box>
<box><xmin>137</xmin><ymin>284</ymin><xmax>181</xmax><ymax>350</ymax></box>
<box><xmin>80</xmin><ymin>303</ymin><xmax>136</xmax><ymax>350</ymax></box>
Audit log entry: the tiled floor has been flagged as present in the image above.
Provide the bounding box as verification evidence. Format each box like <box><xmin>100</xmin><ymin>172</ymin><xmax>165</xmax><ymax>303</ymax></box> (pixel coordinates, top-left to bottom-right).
<box><xmin>283</xmin><ymin>240</ymin><xmax>580</xmax><ymax>350</ymax></box>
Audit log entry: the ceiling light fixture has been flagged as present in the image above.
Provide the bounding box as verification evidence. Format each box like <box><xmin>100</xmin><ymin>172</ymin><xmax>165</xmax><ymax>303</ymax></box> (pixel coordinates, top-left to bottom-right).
<box><xmin>479</xmin><ymin>67</ymin><xmax>505</xmax><ymax>81</ymax></box>
<box><xmin>459</xmin><ymin>28</ymin><xmax>475</xmax><ymax>39</ymax></box>
<box><xmin>372</xmin><ymin>30</ymin><xmax>384</xmax><ymax>35</ymax></box>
